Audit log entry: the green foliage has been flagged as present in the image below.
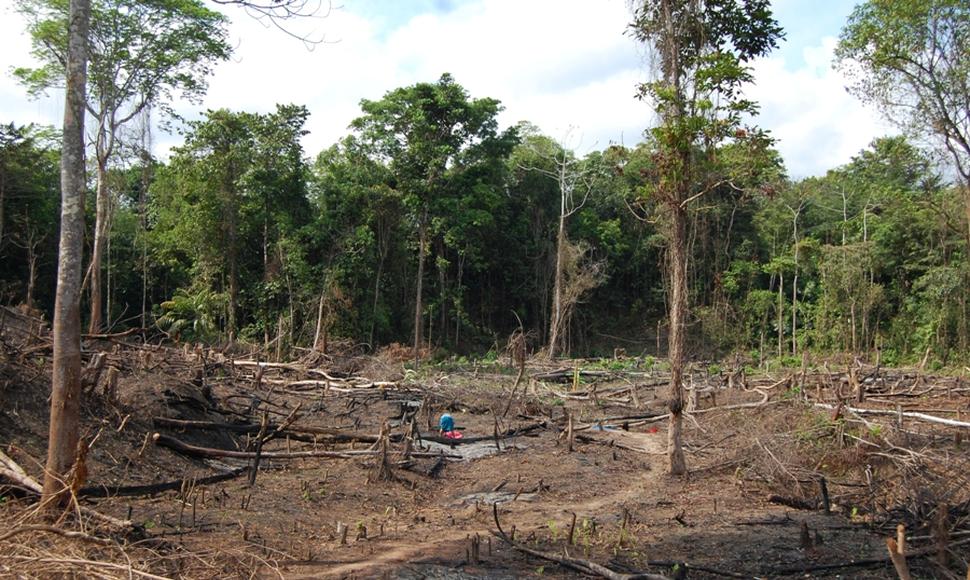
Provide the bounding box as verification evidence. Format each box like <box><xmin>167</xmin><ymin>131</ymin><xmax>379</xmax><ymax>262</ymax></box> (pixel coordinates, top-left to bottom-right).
<box><xmin>0</xmin><ymin>122</ymin><xmax>60</xmax><ymax>309</ymax></box>
<box><xmin>4</xmin><ymin>7</ymin><xmax>965</xmax><ymax>366</ymax></box>
<box><xmin>156</xmin><ymin>288</ymin><xmax>225</xmax><ymax>342</ymax></box>
<box><xmin>150</xmin><ymin>105</ymin><xmax>311</xmax><ymax>338</ymax></box>
<box><xmin>15</xmin><ymin>0</ymin><xmax>231</xmax><ymax>114</ymax></box>
<box><xmin>835</xmin><ymin>0</ymin><xmax>969</xmax><ymax>156</ymax></box>
<box><xmin>349</xmin><ymin>73</ymin><xmax>518</xmax><ymax>349</ymax></box>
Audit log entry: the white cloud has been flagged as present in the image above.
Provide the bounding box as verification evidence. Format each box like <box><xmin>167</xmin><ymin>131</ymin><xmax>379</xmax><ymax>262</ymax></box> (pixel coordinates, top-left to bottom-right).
<box><xmin>0</xmin><ymin>0</ymin><xmax>891</xmax><ymax>177</ymax></box>
<box><xmin>191</xmin><ymin>0</ymin><xmax>651</xmax><ymax>157</ymax></box>
<box><xmin>748</xmin><ymin>37</ymin><xmax>895</xmax><ymax>178</ymax></box>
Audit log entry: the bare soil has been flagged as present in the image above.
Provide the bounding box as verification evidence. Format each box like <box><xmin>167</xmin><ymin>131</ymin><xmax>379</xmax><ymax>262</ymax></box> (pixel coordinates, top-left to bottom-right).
<box><xmin>1</xmin><ymin>320</ymin><xmax>968</xmax><ymax>578</ymax></box>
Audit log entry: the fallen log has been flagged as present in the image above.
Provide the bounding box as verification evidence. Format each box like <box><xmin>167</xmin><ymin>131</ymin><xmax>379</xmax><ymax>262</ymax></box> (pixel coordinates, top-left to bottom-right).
<box><xmin>153</xmin><ymin>417</ymin><xmax>263</xmax><ymax>433</ymax></box>
<box><xmin>769</xmin><ymin>537</ymin><xmax>970</xmax><ymax>576</ymax></box>
<box><xmin>152</xmin><ymin>416</ymin><xmax>386</xmax><ymax>444</ymax></box>
<box><xmin>0</xmin><ymin>449</ymin><xmax>41</xmax><ymax>494</ymax></box>
<box><xmin>768</xmin><ymin>494</ymin><xmax>818</xmax><ymax>511</ymax></box>
<box><xmin>79</xmin><ymin>467</ymin><xmax>248</xmax><ymax>498</ymax></box>
<box><xmin>153</xmin><ymin>433</ymin><xmax>458</xmax><ymax>460</ymax></box>
<box><xmin>531</xmin><ymin>367</ymin><xmax>614</xmax><ymax>382</ymax></box>
<box><xmin>82</xmin><ymin>327</ymin><xmax>145</xmax><ymax>340</ymax></box>
<box><xmin>814</xmin><ymin>403</ymin><xmax>970</xmax><ymax>429</ymax></box>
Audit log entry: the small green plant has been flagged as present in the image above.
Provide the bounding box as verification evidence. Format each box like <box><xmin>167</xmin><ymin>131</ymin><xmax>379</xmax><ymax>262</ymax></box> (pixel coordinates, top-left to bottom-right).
<box><xmin>576</xmin><ymin>517</ymin><xmax>595</xmax><ymax>554</ymax></box>
<box><xmin>535</xmin><ymin>566</ymin><xmax>545</xmax><ymax>575</ymax></box>
<box><xmin>546</xmin><ymin>520</ymin><xmax>560</xmax><ymax>541</ymax></box>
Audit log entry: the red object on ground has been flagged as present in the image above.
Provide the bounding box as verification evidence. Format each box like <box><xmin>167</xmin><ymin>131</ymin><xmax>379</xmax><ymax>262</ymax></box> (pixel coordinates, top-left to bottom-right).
<box><xmin>443</xmin><ymin>430</ymin><xmax>463</xmax><ymax>439</ymax></box>
<box><xmin>647</xmin><ymin>426</ymin><xmax>660</xmax><ymax>434</ymax></box>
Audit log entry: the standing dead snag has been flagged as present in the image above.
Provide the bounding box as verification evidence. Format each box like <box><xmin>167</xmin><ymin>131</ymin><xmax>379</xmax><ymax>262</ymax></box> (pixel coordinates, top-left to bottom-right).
<box><xmin>369</xmin><ymin>421</ymin><xmax>397</xmax><ymax>483</ymax></box>
<box><xmin>248</xmin><ymin>412</ymin><xmax>269</xmax><ymax>486</ymax></box>
<box><xmin>886</xmin><ymin>524</ymin><xmax>912</xmax><ymax>580</ymax></box>
<box><xmin>502</xmin><ymin>321</ymin><xmax>529</xmax><ymax>418</ymax></box>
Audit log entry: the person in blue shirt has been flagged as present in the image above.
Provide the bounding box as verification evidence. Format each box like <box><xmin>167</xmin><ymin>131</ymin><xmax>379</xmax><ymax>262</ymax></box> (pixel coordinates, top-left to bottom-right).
<box><xmin>439</xmin><ymin>413</ymin><xmax>454</xmax><ymax>433</ymax></box>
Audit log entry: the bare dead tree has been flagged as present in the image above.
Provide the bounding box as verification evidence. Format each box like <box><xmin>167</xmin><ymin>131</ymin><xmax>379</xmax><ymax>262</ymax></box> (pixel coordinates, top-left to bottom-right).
<box><xmin>519</xmin><ymin>129</ymin><xmax>598</xmax><ymax>359</ymax></box>
<box><xmin>210</xmin><ymin>0</ymin><xmax>333</xmax><ymax>45</ymax></box>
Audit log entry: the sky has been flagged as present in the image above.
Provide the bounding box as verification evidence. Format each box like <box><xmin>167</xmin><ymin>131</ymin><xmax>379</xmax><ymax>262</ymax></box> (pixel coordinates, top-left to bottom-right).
<box><xmin>0</xmin><ymin>0</ymin><xmax>894</xmax><ymax>178</ymax></box>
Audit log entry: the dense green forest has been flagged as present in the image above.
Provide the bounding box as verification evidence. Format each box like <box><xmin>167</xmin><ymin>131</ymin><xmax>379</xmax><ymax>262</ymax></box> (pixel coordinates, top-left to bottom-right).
<box><xmin>1</xmin><ymin>0</ymin><xmax>968</xmax><ymax>368</ymax></box>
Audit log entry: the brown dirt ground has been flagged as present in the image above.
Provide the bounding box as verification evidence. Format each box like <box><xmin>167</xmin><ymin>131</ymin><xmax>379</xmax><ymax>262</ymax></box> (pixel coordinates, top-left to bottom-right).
<box><xmin>2</xmin><ymin>334</ymin><xmax>969</xmax><ymax>579</ymax></box>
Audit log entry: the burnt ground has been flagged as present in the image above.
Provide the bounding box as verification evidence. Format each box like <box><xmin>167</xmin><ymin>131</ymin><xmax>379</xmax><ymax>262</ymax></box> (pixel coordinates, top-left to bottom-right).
<box><xmin>1</xmin><ymin>315</ymin><xmax>969</xmax><ymax>578</ymax></box>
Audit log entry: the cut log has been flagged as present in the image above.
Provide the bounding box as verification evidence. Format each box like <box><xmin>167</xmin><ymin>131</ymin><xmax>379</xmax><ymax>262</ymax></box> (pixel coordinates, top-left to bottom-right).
<box><xmin>531</xmin><ymin>367</ymin><xmax>613</xmax><ymax>383</ymax></box>
<box><xmin>80</xmin><ymin>468</ymin><xmax>247</xmax><ymax>498</ymax></box>
<box><xmin>153</xmin><ymin>433</ymin><xmax>458</xmax><ymax>460</ymax></box>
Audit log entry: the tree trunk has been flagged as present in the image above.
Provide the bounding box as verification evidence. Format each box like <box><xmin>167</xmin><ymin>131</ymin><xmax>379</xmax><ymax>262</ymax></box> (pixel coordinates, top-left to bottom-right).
<box><xmin>666</xmin><ymin>202</ymin><xmax>688</xmax><ymax>476</ymax></box>
<box><xmin>0</xmin><ymin>174</ymin><xmax>5</xmax><ymax>252</ymax></box>
<box><xmin>226</xmin><ymin>185</ymin><xmax>238</xmax><ymax>340</ymax></box>
<box><xmin>547</xmin><ymin>216</ymin><xmax>566</xmax><ymax>358</ymax></box>
<box><xmin>25</xmin><ymin>232</ymin><xmax>38</xmax><ymax>309</ymax></box>
<box><xmin>369</xmin><ymin>248</ymin><xmax>385</xmax><ymax>346</ymax></box>
<box><xmin>43</xmin><ymin>0</ymin><xmax>90</xmax><ymax>509</ymax></box>
<box><xmin>87</xmin><ymin>163</ymin><xmax>110</xmax><ymax>333</ymax></box>
<box><xmin>777</xmin><ymin>270</ymin><xmax>784</xmax><ymax>358</ymax></box>
<box><xmin>140</xmin><ymin>155</ymin><xmax>149</xmax><ymax>329</ymax></box>
<box><xmin>437</xmin><ymin>239</ymin><xmax>447</xmax><ymax>346</ymax></box>
<box><xmin>791</xmin><ymin>272</ymin><xmax>798</xmax><ymax>356</ymax></box>
<box><xmin>314</xmin><ymin>288</ymin><xmax>325</xmax><ymax>351</ymax></box>
<box><xmin>791</xmin><ymin>208</ymin><xmax>800</xmax><ymax>356</ymax></box>
<box><xmin>412</xmin><ymin>216</ymin><xmax>427</xmax><ymax>360</ymax></box>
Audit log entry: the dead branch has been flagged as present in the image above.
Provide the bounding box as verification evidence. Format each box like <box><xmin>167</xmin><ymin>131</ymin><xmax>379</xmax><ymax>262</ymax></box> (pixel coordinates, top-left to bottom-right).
<box><xmin>0</xmin><ymin>525</ymin><xmax>113</xmax><ymax>545</ymax></box>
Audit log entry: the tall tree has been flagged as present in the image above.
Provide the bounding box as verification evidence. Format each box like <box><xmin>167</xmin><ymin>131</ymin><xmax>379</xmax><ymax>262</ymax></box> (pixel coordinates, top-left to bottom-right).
<box><xmin>150</xmin><ymin>105</ymin><xmax>311</xmax><ymax>340</ymax></box>
<box><xmin>630</xmin><ymin>0</ymin><xmax>782</xmax><ymax>474</ymax></box>
<box><xmin>32</xmin><ymin>0</ymin><xmax>323</xmax><ymax>508</ymax></box>
<box><xmin>42</xmin><ymin>0</ymin><xmax>90</xmax><ymax>509</ymax></box>
<box><xmin>16</xmin><ymin>0</ymin><xmax>232</xmax><ymax>332</ymax></box>
<box><xmin>351</xmin><ymin>73</ymin><xmax>516</xmax><ymax>359</ymax></box>
<box><xmin>836</xmin><ymin>0</ymin><xmax>970</xmax><ymax>244</ymax></box>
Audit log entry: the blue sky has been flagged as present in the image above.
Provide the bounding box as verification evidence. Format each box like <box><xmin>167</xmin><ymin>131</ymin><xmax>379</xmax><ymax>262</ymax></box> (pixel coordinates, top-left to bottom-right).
<box><xmin>773</xmin><ymin>0</ymin><xmax>856</xmax><ymax>66</ymax></box>
<box><xmin>0</xmin><ymin>0</ymin><xmax>890</xmax><ymax>178</ymax></box>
